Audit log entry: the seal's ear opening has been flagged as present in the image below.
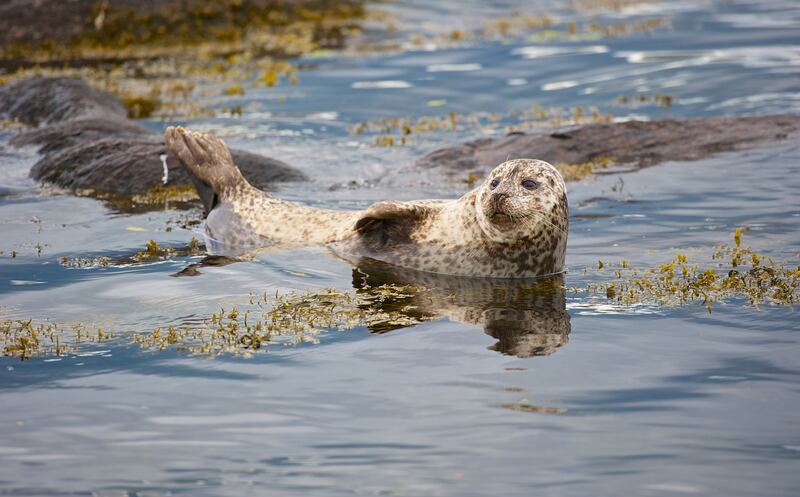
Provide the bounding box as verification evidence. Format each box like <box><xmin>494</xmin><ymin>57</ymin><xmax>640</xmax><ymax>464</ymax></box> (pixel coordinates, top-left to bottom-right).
<box><xmin>354</xmin><ymin>201</ymin><xmax>432</xmax><ymax>250</ymax></box>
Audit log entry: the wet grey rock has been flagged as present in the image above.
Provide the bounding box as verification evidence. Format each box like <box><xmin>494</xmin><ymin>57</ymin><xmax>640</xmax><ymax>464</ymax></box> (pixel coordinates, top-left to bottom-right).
<box><xmin>0</xmin><ymin>77</ymin><xmax>128</xmax><ymax>126</ymax></box>
<box><xmin>30</xmin><ymin>137</ymin><xmax>171</xmax><ymax>194</ymax></box>
<box><xmin>228</xmin><ymin>149</ymin><xmax>305</xmax><ymax>189</ymax></box>
<box><xmin>1</xmin><ymin>76</ymin><xmax>306</xmax><ymax>196</ymax></box>
<box><xmin>25</xmin><ymin>128</ymin><xmax>303</xmax><ymax>195</ymax></box>
<box><xmin>11</xmin><ymin>117</ymin><xmax>152</xmax><ymax>155</ymax></box>
<box><xmin>415</xmin><ymin>114</ymin><xmax>800</xmax><ymax>175</ymax></box>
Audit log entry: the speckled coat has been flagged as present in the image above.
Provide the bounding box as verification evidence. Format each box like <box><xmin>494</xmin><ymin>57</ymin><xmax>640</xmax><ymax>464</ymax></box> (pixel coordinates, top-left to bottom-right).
<box><xmin>165</xmin><ymin>127</ymin><xmax>568</xmax><ymax>278</ymax></box>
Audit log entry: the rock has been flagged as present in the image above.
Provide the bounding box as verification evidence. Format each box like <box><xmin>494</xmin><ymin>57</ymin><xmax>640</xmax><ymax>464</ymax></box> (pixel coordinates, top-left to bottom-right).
<box><xmin>30</xmin><ymin>137</ymin><xmax>171</xmax><ymax>194</ymax></box>
<box><xmin>29</xmin><ymin>136</ymin><xmax>304</xmax><ymax>195</ymax></box>
<box><xmin>1</xmin><ymin>76</ymin><xmax>306</xmax><ymax>197</ymax></box>
<box><xmin>415</xmin><ymin>114</ymin><xmax>800</xmax><ymax>175</ymax></box>
<box><xmin>226</xmin><ymin>149</ymin><xmax>306</xmax><ymax>188</ymax></box>
<box><xmin>11</xmin><ymin>117</ymin><xmax>152</xmax><ymax>155</ymax></box>
<box><xmin>0</xmin><ymin>77</ymin><xmax>127</xmax><ymax>125</ymax></box>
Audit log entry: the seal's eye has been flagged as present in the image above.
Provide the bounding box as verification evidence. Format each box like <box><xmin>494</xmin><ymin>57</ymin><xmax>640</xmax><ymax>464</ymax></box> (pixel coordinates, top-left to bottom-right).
<box><xmin>521</xmin><ymin>179</ymin><xmax>539</xmax><ymax>190</ymax></box>
<box><xmin>490</xmin><ymin>178</ymin><xmax>500</xmax><ymax>189</ymax></box>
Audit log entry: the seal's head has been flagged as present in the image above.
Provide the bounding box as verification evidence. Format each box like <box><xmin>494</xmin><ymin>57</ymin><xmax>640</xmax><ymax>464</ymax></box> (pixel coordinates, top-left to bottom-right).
<box><xmin>475</xmin><ymin>159</ymin><xmax>567</xmax><ymax>243</ymax></box>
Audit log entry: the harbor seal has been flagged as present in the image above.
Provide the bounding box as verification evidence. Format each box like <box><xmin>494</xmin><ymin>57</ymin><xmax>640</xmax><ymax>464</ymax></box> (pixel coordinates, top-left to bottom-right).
<box><xmin>164</xmin><ymin>126</ymin><xmax>568</xmax><ymax>278</ymax></box>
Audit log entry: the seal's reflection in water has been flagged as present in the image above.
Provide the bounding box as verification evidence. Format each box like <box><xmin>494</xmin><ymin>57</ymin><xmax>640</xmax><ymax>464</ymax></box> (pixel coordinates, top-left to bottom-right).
<box><xmin>351</xmin><ymin>258</ymin><xmax>570</xmax><ymax>358</ymax></box>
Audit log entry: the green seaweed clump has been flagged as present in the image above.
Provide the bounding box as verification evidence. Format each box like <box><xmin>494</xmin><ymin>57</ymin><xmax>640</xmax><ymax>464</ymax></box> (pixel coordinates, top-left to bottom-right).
<box><xmin>130</xmin><ymin>184</ymin><xmax>201</xmax><ymax>205</ymax></box>
<box><xmin>481</xmin><ymin>15</ymin><xmax>555</xmax><ymax>40</ymax></box>
<box><xmin>351</xmin><ymin>111</ymin><xmax>462</xmax><ymax>140</ymax></box>
<box><xmin>1</xmin><ymin>320</ymin><xmax>114</xmax><ymax>360</ymax></box>
<box><xmin>587</xmin><ymin>18</ymin><xmax>667</xmax><ymax>37</ymax></box>
<box><xmin>135</xmin><ymin>239</ymin><xmax>167</xmax><ymax>261</ymax></box>
<box><xmin>554</xmin><ymin>156</ymin><xmax>614</xmax><ymax>182</ymax></box>
<box><xmin>60</xmin><ymin>237</ymin><xmax>204</xmax><ymax>269</ymax></box>
<box><xmin>613</xmin><ymin>93</ymin><xmax>674</xmax><ymax>109</ymax></box>
<box><xmin>121</xmin><ymin>94</ymin><xmax>161</xmax><ymax>119</ymax></box>
<box><xmin>132</xmin><ymin>237</ymin><xmax>203</xmax><ymax>262</ymax></box>
<box><xmin>464</xmin><ymin>171</ymin><xmax>482</xmax><ymax>188</ymax></box>
<box><xmin>351</xmin><ymin>105</ymin><xmax>614</xmax><ymax>147</ymax></box>
<box><xmin>60</xmin><ymin>255</ymin><xmax>112</xmax><ymax>269</ymax></box>
<box><xmin>586</xmin><ymin>228</ymin><xmax>800</xmax><ymax>311</ymax></box>
<box><xmin>569</xmin><ymin>0</ymin><xmax>654</xmax><ymax>13</ymax></box>
<box><xmin>398</xmin><ymin>3</ymin><xmax>666</xmax><ymax>50</ymax></box>
<box><xmin>132</xmin><ymin>284</ymin><xmax>432</xmax><ymax>356</ymax></box>
<box><xmin>80</xmin><ymin>183</ymin><xmax>201</xmax><ymax>214</ymax></box>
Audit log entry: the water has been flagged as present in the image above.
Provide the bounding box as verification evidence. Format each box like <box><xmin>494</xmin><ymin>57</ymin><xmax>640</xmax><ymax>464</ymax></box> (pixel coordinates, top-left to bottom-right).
<box><xmin>2</xmin><ymin>0</ymin><xmax>800</xmax><ymax>496</ymax></box>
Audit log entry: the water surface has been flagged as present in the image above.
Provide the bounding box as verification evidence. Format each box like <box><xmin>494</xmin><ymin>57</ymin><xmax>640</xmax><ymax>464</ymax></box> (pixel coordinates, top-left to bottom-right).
<box><xmin>1</xmin><ymin>1</ymin><xmax>799</xmax><ymax>496</ymax></box>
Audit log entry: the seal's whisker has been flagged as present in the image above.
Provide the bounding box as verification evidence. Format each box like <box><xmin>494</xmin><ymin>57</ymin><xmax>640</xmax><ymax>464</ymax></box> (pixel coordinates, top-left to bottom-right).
<box><xmin>509</xmin><ymin>211</ymin><xmax>567</xmax><ymax>236</ymax></box>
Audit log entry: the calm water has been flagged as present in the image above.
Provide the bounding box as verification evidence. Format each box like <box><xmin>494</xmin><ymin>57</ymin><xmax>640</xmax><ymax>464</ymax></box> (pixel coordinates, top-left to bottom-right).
<box><xmin>2</xmin><ymin>1</ymin><xmax>800</xmax><ymax>496</ymax></box>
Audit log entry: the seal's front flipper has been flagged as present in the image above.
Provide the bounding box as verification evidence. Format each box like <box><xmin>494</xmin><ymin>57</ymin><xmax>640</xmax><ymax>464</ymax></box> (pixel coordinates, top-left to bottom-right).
<box><xmin>354</xmin><ymin>201</ymin><xmax>437</xmax><ymax>250</ymax></box>
<box><xmin>164</xmin><ymin>126</ymin><xmax>248</xmax><ymax>215</ymax></box>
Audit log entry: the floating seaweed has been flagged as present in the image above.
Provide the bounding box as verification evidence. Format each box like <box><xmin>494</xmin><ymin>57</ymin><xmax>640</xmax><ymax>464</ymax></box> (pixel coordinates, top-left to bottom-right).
<box><xmin>132</xmin><ymin>237</ymin><xmax>203</xmax><ymax>262</ymax></box>
<box><xmin>582</xmin><ymin>229</ymin><xmax>800</xmax><ymax>310</ymax></box>
<box><xmin>59</xmin><ymin>255</ymin><xmax>112</xmax><ymax>269</ymax></box>
<box><xmin>613</xmin><ymin>93</ymin><xmax>674</xmax><ymax>109</ymax></box>
<box><xmin>396</xmin><ymin>8</ymin><xmax>666</xmax><ymax>52</ymax></box>
<box><xmin>587</xmin><ymin>18</ymin><xmax>667</xmax><ymax>38</ymax></box>
<box><xmin>569</xmin><ymin>0</ymin><xmax>654</xmax><ymax>14</ymax></box>
<box><xmin>133</xmin><ymin>284</ymin><xmax>431</xmax><ymax>356</ymax></box>
<box><xmin>1</xmin><ymin>282</ymin><xmax>432</xmax><ymax>360</ymax></box>
<box><xmin>351</xmin><ymin>105</ymin><xmax>614</xmax><ymax>148</ymax></box>
<box><xmin>76</xmin><ymin>184</ymin><xmax>201</xmax><ymax>214</ymax></box>
<box><xmin>58</xmin><ymin>236</ymin><xmax>203</xmax><ymax>268</ymax></box>
<box><xmin>554</xmin><ymin>157</ymin><xmax>615</xmax><ymax>182</ymax></box>
<box><xmin>1</xmin><ymin>319</ymin><xmax>114</xmax><ymax>360</ymax></box>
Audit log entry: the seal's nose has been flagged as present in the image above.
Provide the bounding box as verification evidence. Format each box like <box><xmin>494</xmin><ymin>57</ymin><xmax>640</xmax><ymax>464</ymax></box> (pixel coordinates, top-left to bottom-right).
<box><xmin>491</xmin><ymin>192</ymin><xmax>508</xmax><ymax>210</ymax></box>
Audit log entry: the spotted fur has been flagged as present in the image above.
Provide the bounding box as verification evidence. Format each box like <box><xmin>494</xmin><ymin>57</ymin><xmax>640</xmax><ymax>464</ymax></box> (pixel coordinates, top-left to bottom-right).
<box><xmin>165</xmin><ymin>127</ymin><xmax>568</xmax><ymax>278</ymax></box>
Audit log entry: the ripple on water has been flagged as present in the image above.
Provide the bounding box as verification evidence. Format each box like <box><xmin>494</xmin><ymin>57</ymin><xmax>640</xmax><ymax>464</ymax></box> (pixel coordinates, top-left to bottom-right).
<box><xmin>1</xmin><ymin>0</ymin><xmax>799</xmax><ymax>496</ymax></box>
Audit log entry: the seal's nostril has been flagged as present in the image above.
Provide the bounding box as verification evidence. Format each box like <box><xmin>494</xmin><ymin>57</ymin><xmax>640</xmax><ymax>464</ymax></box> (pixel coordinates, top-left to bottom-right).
<box><xmin>492</xmin><ymin>192</ymin><xmax>508</xmax><ymax>203</ymax></box>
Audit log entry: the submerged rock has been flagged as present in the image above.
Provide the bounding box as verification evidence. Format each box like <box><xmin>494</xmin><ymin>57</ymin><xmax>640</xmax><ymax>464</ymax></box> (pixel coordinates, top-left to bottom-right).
<box><xmin>415</xmin><ymin>114</ymin><xmax>800</xmax><ymax>175</ymax></box>
<box><xmin>1</xmin><ymin>77</ymin><xmax>306</xmax><ymax>197</ymax></box>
